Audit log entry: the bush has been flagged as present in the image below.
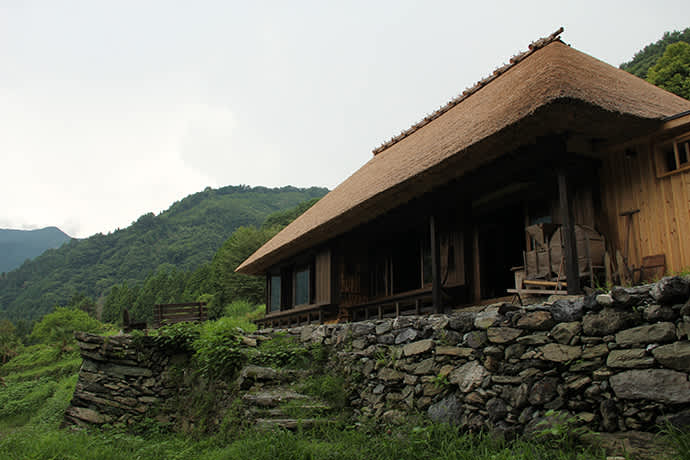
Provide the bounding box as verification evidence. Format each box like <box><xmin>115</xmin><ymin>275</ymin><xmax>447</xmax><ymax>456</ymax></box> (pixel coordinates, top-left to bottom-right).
<box><xmin>28</xmin><ymin>307</ymin><xmax>108</xmax><ymax>345</ymax></box>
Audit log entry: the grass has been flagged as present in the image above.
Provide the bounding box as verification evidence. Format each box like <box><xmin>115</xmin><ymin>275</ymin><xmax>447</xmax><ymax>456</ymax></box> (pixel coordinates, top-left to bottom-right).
<box><xmin>2</xmin><ymin>314</ymin><xmax>690</xmax><ymax>460</ymax></box>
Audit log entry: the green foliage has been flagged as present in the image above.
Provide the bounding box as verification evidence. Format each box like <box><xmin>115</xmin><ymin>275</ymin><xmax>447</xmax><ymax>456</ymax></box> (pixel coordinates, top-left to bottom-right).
<box><xmin>0</xmin><ymin>319</ymin><xmax>20</xmax><ymax>363</ymax></box>
<box><xmin>192</xmin><ymin>318</ymin><xmax>246</xmax><ymax>380</ymax></box>
<box><xmin>28</xmin><ymin>307</ymin><xmax>108</xmax><ymax>345</ymax></box>
<box><xmin>662</xmin><ymin>423</ymin><xmax>690</xmax><ymax>460</ymax></box>
<box><xmin>99</xmin><ymin>196</ymin><xmax>320</xmax><ymax>326</ymax></box>
<box><xmin>647</xmin><ymin>41</ymin><xmax>690</xmax><ymax>99</ymax></box>
<box><xmin>621</xmin><ymin>27</ymin><xmax>690</xmax><ymax>79</ymax></box>
<box><xmin>152</xmin><ymin>322</ymin><xmax>201</xmax><ymax>353</ymax></box>
<box><xmin>0</xmin><ymin>186</ymin><xmax>327</xmax><ymax>322</ymax></box>
<box><xmin>297</xmin><ymin>374</ymin><xmax>347</xmax><ymax>409</ymax></box>
<box><xmin>249</xmin><ymin>333</ymin><xmax>312</xmax><ymax>369</ymax></box>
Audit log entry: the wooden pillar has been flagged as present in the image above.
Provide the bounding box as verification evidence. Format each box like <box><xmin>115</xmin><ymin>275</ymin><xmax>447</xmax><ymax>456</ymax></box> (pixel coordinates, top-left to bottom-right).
<box><xmin>558</xmin><ymin>169</ymin><xmax>581</xmax><ymax>294</ymax></box>
<box><xmin>430</xmin><ymin>215</ymin><xmax>443</xmax><ymax>313</ymax></box>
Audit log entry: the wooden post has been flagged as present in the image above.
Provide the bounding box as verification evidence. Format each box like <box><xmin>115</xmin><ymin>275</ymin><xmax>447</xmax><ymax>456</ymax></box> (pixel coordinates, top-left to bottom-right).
<box><xmin>557</xmin><ymin>169</ymin><xmax>581</xmax><ymax>294</ymax></box>
<box><xmin>430</xmin><ymin>215</ymin><xmax>443</xmax><ymax>313</ymax></box>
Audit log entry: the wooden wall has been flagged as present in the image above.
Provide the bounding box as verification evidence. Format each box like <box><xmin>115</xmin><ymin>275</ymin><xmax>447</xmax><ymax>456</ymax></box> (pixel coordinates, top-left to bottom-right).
<box><xmin>599</xmin><ymin>142</ymin><xmax>690</xmax><ymax>274</ymax></box>
<box><xmin>314</xmin><ymin>249</ymin><xmax>331</xmax><ymax>304</ymax></box>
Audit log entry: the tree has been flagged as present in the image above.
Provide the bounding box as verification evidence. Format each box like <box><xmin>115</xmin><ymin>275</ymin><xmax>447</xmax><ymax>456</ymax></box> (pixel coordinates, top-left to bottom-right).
<box><xmin>0</xmin><ymin>319</ymin><xmax>20</xmax><ymax>363</ymax></box>
<box><xmin>647</xmin><ymin>42</ymin><xmax>690</xmax><ymax>100</ymax></box>
<box><xmin>621</xmin><ymin>28</ymin><xmax>690</xmax><ymax>79</ymax></box>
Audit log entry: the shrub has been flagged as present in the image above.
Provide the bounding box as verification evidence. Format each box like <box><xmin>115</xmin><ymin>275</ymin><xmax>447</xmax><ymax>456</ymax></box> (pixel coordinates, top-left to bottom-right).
<box><xmin>28</xmin><ymin>307</ymin><xmax>107</xmax><ymax>345</ymax></box>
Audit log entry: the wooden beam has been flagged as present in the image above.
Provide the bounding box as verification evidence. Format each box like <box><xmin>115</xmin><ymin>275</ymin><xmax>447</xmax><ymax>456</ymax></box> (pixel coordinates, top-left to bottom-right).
<box><xmin>430</xmin><ymin>215</ymin><xmax>443</xmax><ymax>313</ymax></box>
<box><xmin>557</xmin><ymin>169</ymin><xmax>581</xmax><ymax>294</ymax></box>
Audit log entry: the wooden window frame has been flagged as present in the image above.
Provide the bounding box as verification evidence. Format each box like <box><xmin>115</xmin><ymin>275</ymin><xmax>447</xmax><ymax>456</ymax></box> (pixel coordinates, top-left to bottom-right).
<box><xmin>655</xmin><ymin>133</ymin><xmax>690</xmax><ymax>178</ymax></box>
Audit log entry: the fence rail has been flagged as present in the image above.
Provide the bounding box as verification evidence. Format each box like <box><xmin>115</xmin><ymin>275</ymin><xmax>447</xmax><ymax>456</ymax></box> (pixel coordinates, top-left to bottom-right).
<box><xmin>153</xmin><ymin>302</ymin><xmax>208</xmax><ymax>328</ymax></box>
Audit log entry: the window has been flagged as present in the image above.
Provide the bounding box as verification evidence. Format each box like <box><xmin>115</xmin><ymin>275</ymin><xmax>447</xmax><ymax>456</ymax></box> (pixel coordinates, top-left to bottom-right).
<box><xmin>294</xmin><ymin>266</ymin><xmax>310</xmax><ymax>306</ymax></box>
<box><xmin>656</xmin><ymin>135</ymin><xmax>690</xmax><ymax>176</ymax></box>
<box><xmin>269</xmin><ymin>275</ymin><xmax>281</xmax><ymax>312</ymax></box>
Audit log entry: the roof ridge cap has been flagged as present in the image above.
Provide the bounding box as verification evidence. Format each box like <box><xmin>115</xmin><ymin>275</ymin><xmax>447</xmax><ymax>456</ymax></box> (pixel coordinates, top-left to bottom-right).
<box><xmin>372</xmin><ymin>27</ymin><xmax>565</xmax><ymax>156</ymax></box>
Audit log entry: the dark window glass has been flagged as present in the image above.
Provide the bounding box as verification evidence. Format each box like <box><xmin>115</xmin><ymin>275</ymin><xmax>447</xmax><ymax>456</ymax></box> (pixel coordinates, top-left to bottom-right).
<box><xmin>270</xmin><ymin>275</ymin><xmax>281</xmax><ymax>312</ymax></box>
<box><xmin>422</xmin><ymin>235</ymin><xmax>432</xmax><ymax>286</ymax></box>
<box><xmin>679</xmin><ymin>141</ymin><xmax>689</xmax><ymax>165</ymax></box>
<box><xmin>295</xmin><ymin>267</ymin><xmax>310</xmax><ymax>306</ymax></box>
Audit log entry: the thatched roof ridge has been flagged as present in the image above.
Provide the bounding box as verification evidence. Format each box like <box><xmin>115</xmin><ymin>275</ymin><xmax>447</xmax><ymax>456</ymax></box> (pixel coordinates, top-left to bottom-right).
<box><xmin>372</xmin><ymin>27</ymin><xmax>565</xmax><ymax>156</ymax></box>
<box><xmin>236</xmin><ymin>34</ymin><xmax>690</xmax><ymax>275</ymax></box>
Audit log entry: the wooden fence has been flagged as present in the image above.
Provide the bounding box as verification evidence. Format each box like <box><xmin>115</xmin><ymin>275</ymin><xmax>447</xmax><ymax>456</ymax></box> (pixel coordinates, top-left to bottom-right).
<box><xmin>153</xmin><ymin>302</ymin><xmax>208</xmax><ymax>328</ymax></box>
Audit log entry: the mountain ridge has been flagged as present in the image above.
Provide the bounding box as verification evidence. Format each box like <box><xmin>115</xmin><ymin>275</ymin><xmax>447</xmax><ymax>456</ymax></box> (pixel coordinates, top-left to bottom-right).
<box><xmin>0</xmin><ymin>185</ymin><xmax>328</xmax><ymax>322</ymax></box>
<box><xmin>0</xmin><ymin>227</ymin><xmax>72</xmax><ymax>274</ymax></box>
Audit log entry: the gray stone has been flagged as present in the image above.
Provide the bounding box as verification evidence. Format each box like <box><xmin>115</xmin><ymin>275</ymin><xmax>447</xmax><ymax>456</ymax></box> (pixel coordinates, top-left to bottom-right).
<box><xmin>582</xmin><ymin>308</ymin><xmax>639</xmax><ymax>336</ymax></box>
<box><xmin>596</xmin><ymin>293</ymin><xmax>614</xmax><ymax>307</ymax></box>
<box><xmin>435</xmin><ymin>346</ymin><xmax>473</xmax><ymax>358</ymax></box>
<box><xmin>550</xmin><ymin>298</ymin><xmax>585</xmax><ymax>322</ymax></box>
<box><xmin>550</xmin><ymin>322</ymin><xmax>581</xmax><ymax>345</ymax></box>
<box><xmin>427</xmin><ymin>395</ymin><xmax>462</xmax><ymax>424</ymax></box>
<box><xmin>610</xmin><ymin>369</ymin><xmax>690</xmax><ymax>404</ymax></box>
<box><xmin>581</xmin><ymin>343</ymin><xmax>608</xmax><ymax>359</ymax></box>
<box><xmin>101</xmin><ymin>363</ymin><xmax>152</xmax><ymax>377</ymax></box>
<box><xmin>448</xmin><ymin>312</ymin><xmax>477</xmax><ymax>332</ymax></box>
<box><xmin>611</xmin><ymin>285</ymin><xmax>651</xmax><ymax>307</ymax></box>
<box><xmin>378</xmin><ymin>367</ymin><xmax>404</xmax><ymax>382</ymax></box>
<box><xmin>449</xmin><ymin>361</ymin><xmax>489</xmax><ymax>393</ymax></box>
<box><xmin>375</xmin><ymin>322</ymin><xmax>392</xmax><ymax>335</ymax></box>
<box><xmin>651</xmin><ymin>341</ymin><xmax>690</xmax><ymax>372</ymax></box>
<box><xmin>657</xmin><ymin>408</ymin><xmax>690</xmax><ymax>429</ymax></box>
<box><xmin>615</xmin><ymin>322</ymin><xmax>676</xmax><ymax>346</ymax></box>
<box><xmin>352</xmin><ymin>322</ymin><xmax>375</xmax><ymax>337</ymax></box>
<box><xmin>487</xmin><ymin>327</ymin><xmax>522</xmax><ymax>344</ymax></box>
<box><xmin>464</xmin><ymin>330</ymin><xmax>488</xmax><ymax>348</ymax></box>
<box><xmin>474</xmin><ymin>310</ymin><xmax>500</xmax><ymax>329</ymax></box>
<box><xmin>600</xmin><ymin>399</ymin><xmax>618</xmax><ymax>432</ymax></box>
<box><xmin>377</xmin><ymin>333</ymin><xmax>395</xmax><ymax>345</ymax></box>
<box><xmin>651</xmin><ymin>276</ymin><xmax>690</xmax><ymax>304</ymax></box>
<box><xmin>606</xmin><ymin>349</ymin><xmax>654</xmax><ymax>368</ymax></box>
<box><xmin>565</xmin><ymin>375</ymin><xmax>591</xmax><ymax>392</ymax></box>
<box><xmin>516</xmin><ymin>333</ymin><xmax>550</xmax><ymax>345</ymax></box>
<box><xmin>403</xmin><ymin>339</ymin><xmax>434</xmax><ymax>357</ymax></box>
<box><xmin>504</xmin><ymin>343</ymin><xmax>526</xmax><ymax>360</ymax></box>
<box><xmin>412</xmin><ymin>358</ymin><xmax>435</xmax><ymax>375</ymax></box>
<box><xmin>539</xmin><ymin>343</ymin><xmax>582</xmax><ymax>362</ymax></box>
<box><xmin>643</xmin><ymin>304</ymin><xmax>676</xmax><ymax>322</ymax></box>
<box><xmin>528</xmin><ymin>377</ymin><xmax>558</xmax><ymax>405</ymax></box>
<box><xmin>65</xmin><ymin>406</ymin><xmax>112</xmax><ymax>424</ymax></box>
<box><xmin>516</xmin><ymin>311</ymin><xmax>554</xmax><ymax>330</ymax></box>
<box><xmin>395</xmin><ymin>328</ymin><xmax>418</xmax><ymax>344</ymax></box>
<box><xmin>679</xmin><ymin>322</ymin><xmax>690</xmax><ymax>340</ymax></box>
<box><xmin>487</xmin><ymin>397</ymin><xmax>508</xmax><ymax>421</ymax></box>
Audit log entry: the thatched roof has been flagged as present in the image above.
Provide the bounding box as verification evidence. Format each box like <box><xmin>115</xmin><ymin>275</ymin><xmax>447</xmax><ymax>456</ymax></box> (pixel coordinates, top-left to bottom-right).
<box><xmin>237</xmin><ymin>32</ymin><xmax>690</xmax><ymax>275</ymax></box>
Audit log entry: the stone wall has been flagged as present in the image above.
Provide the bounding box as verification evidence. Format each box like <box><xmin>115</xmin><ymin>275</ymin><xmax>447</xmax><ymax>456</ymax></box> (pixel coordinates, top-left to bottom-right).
<box><xmin>279</xmin><ymin>276</ymin><xmax>690</xmax><ymax>434</ymax></box>
<box><xmin>65</xmin><ymin>333</ymin><xmax>187</xmax><ymax>426</ymax></box>
<box><xmin>67</xmin><ymin>276</ymin><xmax>690</xmax><ymax>434</ymax></box>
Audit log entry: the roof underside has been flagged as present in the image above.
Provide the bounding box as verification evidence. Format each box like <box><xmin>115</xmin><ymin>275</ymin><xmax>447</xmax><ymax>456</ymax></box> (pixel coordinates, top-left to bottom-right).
<box><xmin>237</xmin><ymin>39</ymin><xmax>690</xmax><ymax>275</ymax></box>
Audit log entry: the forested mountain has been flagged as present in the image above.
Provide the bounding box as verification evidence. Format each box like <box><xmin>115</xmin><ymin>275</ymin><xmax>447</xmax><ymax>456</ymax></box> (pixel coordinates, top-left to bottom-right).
<box><xmin>0</xmin><ymin>185</ymin><xmax>327</xmax><ymax>322</ymax></box>
<box><xmin>620</xmin><ymin>27</ymin><xmax>690</xmax><ymax>79</ymax></box>
<box><xmin>0</xmin><ymin>227</ymin><xmax>72</xmax><ymax>273</ymax></box>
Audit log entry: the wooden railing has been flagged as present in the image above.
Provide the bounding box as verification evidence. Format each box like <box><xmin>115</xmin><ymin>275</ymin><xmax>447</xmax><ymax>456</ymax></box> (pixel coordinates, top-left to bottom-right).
<box><xmin>344</xmin><ymin>287</ymin><xmax>434</xmax><ymax>322</ymax></box>
<box><xmin>153</xmin><ymin>302</ymin><xmax>208</xmax><ymax>328</ymax></box>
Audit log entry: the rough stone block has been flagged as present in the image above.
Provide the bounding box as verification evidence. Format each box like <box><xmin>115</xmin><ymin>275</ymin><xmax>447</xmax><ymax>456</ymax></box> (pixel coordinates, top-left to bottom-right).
<box><xmin>610</xmin><ymin>369</ymin><xmax>690</xmax><ymax>404</ymax></box>
<box><xmin>615</xmin><ymin>322</ymin><xmax>676</xmax><ymax>346</ymax></box>
<box><xmin>651</xmin><ymin>341</ymin><xmax>690</xmax><ymax>372</ymax></box>
<box><xmin>606</xmin><ymin>349</ymin><xmax>654</xmax><ymax>368</ymax></box>
<box><xmin>539</xmin><ymin>343</ymin><xmax>582</xmax><ymax>362</ymax></box>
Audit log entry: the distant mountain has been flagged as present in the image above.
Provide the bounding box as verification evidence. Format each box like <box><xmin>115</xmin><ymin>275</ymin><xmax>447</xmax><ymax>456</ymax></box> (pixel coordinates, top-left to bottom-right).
<box><xmin>0</xmin><ymin>185</ymin><xmax>328</xmax><ymax>322</ymax></box>
<box><xmin>0</xmin><ymin>227</ymin><xmax>72</xmax><ymax>273</ymax></box>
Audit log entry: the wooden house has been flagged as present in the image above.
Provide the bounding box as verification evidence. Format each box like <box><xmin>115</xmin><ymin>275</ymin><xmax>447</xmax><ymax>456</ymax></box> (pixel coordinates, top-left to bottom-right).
<box><xmin>236</xmin><ymin>29</ymin><xmax>690</xmax><ymax>327</ymax></box>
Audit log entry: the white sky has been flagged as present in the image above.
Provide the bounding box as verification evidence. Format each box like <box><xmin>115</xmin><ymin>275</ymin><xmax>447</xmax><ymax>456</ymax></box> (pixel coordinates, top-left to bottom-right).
<box><xmin>1</xmin><ymin>1</ymin><xmax>689</xmax><ymax>238</ymax></box>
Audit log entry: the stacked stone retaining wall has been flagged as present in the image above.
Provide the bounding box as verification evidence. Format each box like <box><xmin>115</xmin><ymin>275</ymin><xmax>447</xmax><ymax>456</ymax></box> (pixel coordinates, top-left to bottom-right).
<box><xmin>67</xmin><ymin>276</ymin><xmax>690</xmax><ymax>435</ymax></box>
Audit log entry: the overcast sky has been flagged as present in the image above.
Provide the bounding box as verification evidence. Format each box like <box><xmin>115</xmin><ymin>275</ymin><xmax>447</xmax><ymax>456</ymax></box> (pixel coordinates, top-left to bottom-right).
<box><xmin>1</xmin><ymin>1</ymin><xmax>689</xmax><ymax>238</ymax></box>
